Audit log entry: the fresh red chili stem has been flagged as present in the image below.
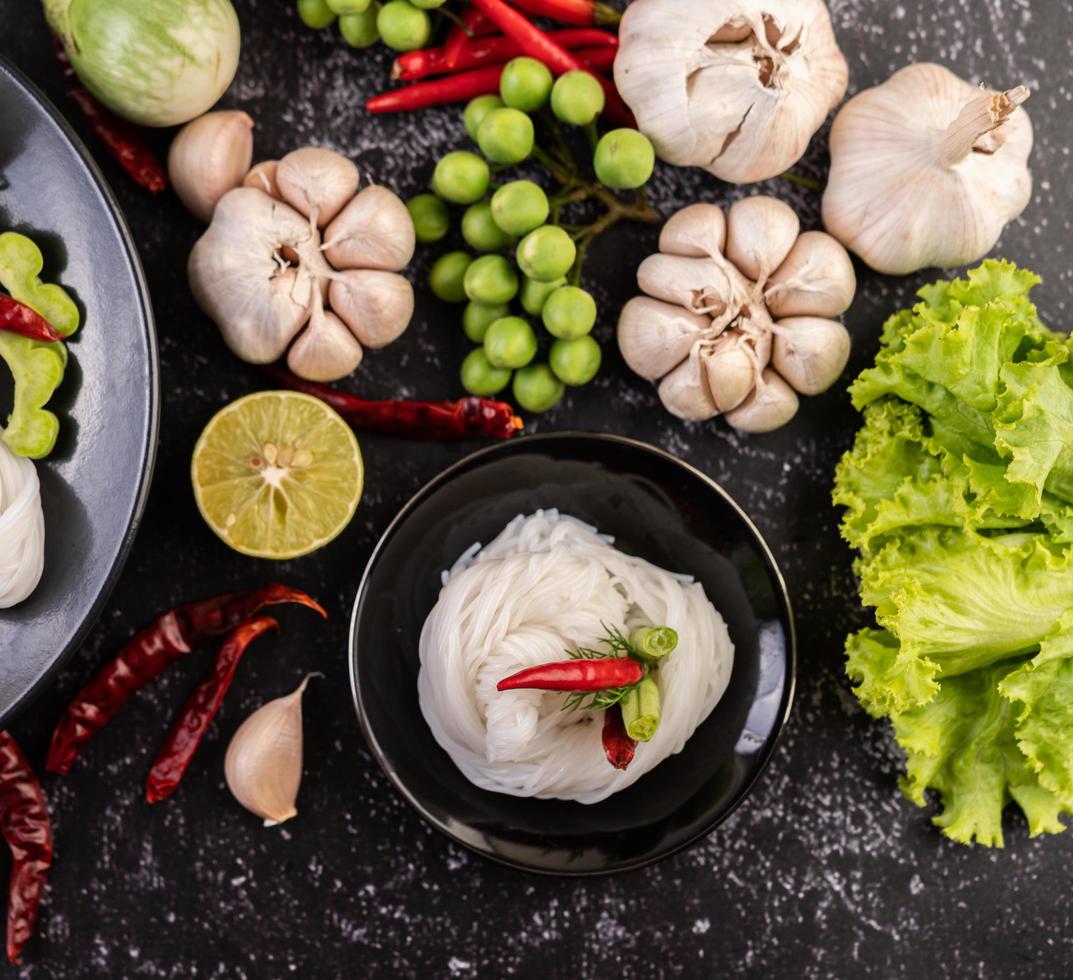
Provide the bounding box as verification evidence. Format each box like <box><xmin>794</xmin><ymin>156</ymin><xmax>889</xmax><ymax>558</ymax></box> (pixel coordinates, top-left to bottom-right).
<box><xmin>45</xmin><ymin>584</ymin><xmax>326</xmax><ymax>776</ymax></box>
<box><xmin>497</xmin><ymin>658</ymin><xmax>644</xmax><ymax>692</ymax></box>
<box><xmin>467</xmin><ymin>0</ymin><xmax>634</xmax><ymax>126</ymax></box>
<box><xmin>443</xmin><ymin>7</ymin><xmax>494</xmax><ymax>69</ymax></box>
<box><xmin>264</xmin><ymin>365</ymin><xmax>523</xmax><ymax>440</ymax></box>
<box><xmin>0</xmin><ymin>733</ymin><xmax>52</xmax><ymax>965</ymax></box>
<box><xmin>145</xmin><ymin>618</ymin><xmax>279</xmax><ymax>804</ymax></box>
<box><xmin>510</xmin><ymin>0</ymin><xmax>622</xmax><ymax>28</ymax></box>
<box><xmin>0</xmin><ymin>295</ymin><xmax>62</xmax><ymax>343</ymax></box>
<box><xmin>52</xmin><ymin>40</ymin><xmax>167</xmax><ymax>194</ymax></box>
<box><xmin>601</xmin><ymin>704</ymin><xmax>636</xmax><ymax>771</ymax></box>
<box><xmin>394</xmin><ymin>29</ymin><xmax>617</xmax><ymax>81</ymax></box>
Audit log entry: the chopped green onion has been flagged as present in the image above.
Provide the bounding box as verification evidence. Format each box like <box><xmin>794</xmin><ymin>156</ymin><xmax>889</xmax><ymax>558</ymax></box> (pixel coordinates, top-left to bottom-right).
<box><xmin>621</xmin><ymin>676</ymin><xmax>661</xmax><ymax>741</ymax></box>
<box><xmin>628</xmin><ymin>626</ymin><xmax>678</xmax><ymax>665</ymax></box>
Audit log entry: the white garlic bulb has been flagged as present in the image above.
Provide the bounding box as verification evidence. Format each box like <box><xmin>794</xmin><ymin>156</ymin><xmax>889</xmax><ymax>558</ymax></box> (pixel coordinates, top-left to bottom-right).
<box><xmin>189</xmin><ymin>146</ymin><xmax>417</xmax><ymax>383</ymax></box>
<box><xmin>614</xmin><ymin>0</ymin><xmax>848</xmax><ymax>183</ymax></box>
<box><xmin>822</xmin><ymin>63</ymin><xmax>1033</xmax><ymax>275</ymax></box>
<box><xmin>618</xmin><ymin>195</ymin><xmax>857</xmax><ymax>434</ymax></box>
<box><xmin>225</xmin><ymin>674</ymin><xmax>320</xmax><ymax>826</ymax></box>
<box><xmin>168</xmin><ymin>110</ymin><xmax>255</xmax><ymax>223</ymax></box>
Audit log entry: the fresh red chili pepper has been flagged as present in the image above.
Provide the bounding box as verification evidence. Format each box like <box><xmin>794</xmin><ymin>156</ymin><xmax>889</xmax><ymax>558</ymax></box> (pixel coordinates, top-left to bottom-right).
<box><xmin>443</xmin><ymin>7</ymin><xmax>495</xmax><ymax>70</ymax></box>
<box><xmin>510</xmin><ymin>0</ymin><xmax>621</xmax><ymax>28</ymax></box>
<box><xmin>145</xmin><ymin>617</ymin><xmax>279</xmax><ymax>804</ymax></box>
<box><xmin>370</xmin><ymin>46</ymin><xmax>615</xmax><ymax>113</ymax></box>
<box><xmin>601</xmin><ymin>704</ymin><xmax>636</xmax><ymax>770</ymax></box>
<box><xmin>497</xmin><ymin>657</ymin><xmax>644</xmax><ymax>692</ymax></box>
<box><xmin>264</xmin><ymin>365</ymin><xmax>523</xmax><ymax>440</ymax></box>
<box><xmin>0</xmin><ymin>295</ymin><xmax>62</xmax><ymax>343</ymax></box>
<box><xmin>467</xmin><ymin>0</ymin><xmax>634</xmax><ymax>126</ymax></box>
<box><xmin>46</xmin><ymin>584</ymin><xmax>326</xmax><ymax>776</ymax></box>
<box><xmin>52</xmin><ymin>40</ymin><xmax>167</xmax><ymax>194</ymax></box>
<box><xmin>393</xmin><ymin>28</ymin><xmax>618</xmax><ymax>81</ymax></box>
<box><xmin>0</xmin><ymin>733</ymin><xmax>52</xmax><ymax>965</ymax></box>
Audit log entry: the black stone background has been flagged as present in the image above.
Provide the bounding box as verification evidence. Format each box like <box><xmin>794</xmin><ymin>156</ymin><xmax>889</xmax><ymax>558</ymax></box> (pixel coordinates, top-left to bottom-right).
<box><xmin>2</xmin><ymin>0</ymin><xmax>1073</xmax><ymax>976</ymax></box>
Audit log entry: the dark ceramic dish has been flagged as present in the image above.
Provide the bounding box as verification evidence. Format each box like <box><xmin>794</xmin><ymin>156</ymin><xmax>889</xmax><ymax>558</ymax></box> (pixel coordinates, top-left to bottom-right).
<box><xmin>350</xmin><ymin>432</ymin><xmax>795</xmax><ymax>876</ymax></box>
<box><xmin>0</xmin><ymin>59</ymin><xmax>158</xmax><ymax>723</ymax></box>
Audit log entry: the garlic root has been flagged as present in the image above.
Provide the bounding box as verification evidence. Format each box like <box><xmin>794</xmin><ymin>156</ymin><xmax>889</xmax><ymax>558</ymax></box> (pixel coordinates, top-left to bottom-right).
<box><xmin>169</xmin><ymin>110</ymin><xmax>254</xmax><ymax>223</ymax></box>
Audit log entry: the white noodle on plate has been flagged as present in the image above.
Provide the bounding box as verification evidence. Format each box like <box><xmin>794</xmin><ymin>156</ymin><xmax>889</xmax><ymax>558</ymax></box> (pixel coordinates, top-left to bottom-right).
<box><xmin>417</xmin><ymin>511</ymin><xmax>734</xmax><ymax>803</ymax></box>
<box><xmin>0</xmin><ymin>431</ymin><xmax>45</xmax><ymax>609</ymax></box>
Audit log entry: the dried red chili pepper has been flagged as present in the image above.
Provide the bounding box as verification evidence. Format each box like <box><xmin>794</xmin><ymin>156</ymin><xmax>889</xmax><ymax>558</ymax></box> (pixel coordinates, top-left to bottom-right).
<box><xmin>510</xmin><ymin>0</ymin><xmax>621</xmax><ymax>28</ymax></box>
<box><xmin>0</xmin><ymin>295</ymin><xmax>62</xmax><ymax>343</ymax></box>
<box><xmin>443</xmin><ymin>6</ymin><xmax>495</xmax><ymax>70</ymax></box>
<box><xmin>145</xmin><ymin>617</ymin><xmax>279</xmax><ymax>804</ymax></box>
<box><xmin>264</xmin><ymin>366</ymin><xmax>523</xmax><ymax>440</ymax></box>
<box><xmin>52</xmin><ymin>40</ymin><xmax>167</xmax><ymax>194</ymax></box>
<box><xmin>601</xmin><ymin>704</ymin><xmax>636</xmax><ymax>770</ymax></box>
<box><xmin>467</xmin><ymin>0</ymin><xmax>634</xmax><ymax>126</ymax></box>
<box><xmin>0</xmin><ymin>733</ymin><xmax>52</xmax><ymax>964</ymax></box>
<box><xmin>393</xmin><ymin>28</ymin><xmax>618</xmax><ymax>81</ymax></box>
<box><xmin>46</xmin><ymin>584</ymin><xmax>326</xmax><ymax>776</ymax></box>
<box><xmin>497</xmin><ymin>658</ymin><xmax>644</xmax><ymax>692</ymax></box>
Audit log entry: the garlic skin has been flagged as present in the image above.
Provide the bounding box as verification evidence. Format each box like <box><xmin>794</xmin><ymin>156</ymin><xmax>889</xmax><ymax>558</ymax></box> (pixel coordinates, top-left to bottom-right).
<box><xmin>771</xmin><ymin>316</ymin><xmax>850</xmax><ymax>394</ymax></box>
<box><xmin>168</xmin><ymin>110</ymin><xmax>255</xmax><ymax>223</ymax></box>
<box><xmin>276</xmin><ymin>148</ymin><xmax>360</xmax><ymax>228</ymax></box>
<box><xmin>323</xmin><ymin>186</ymin><xmax>416</xmax><ymax>273</ymax></box>
<box><xmin>725</xmin><ymin>368</ymin><xmax>799</xmax><ymax>433</ymax></box>
<box><xmin>614</xmin><ymin>0</ymin><xmax>848</xmax><ymax>183</ymax></box>
<box><xmin>822</xmin><ymin>63</ymin><xmax>1033</xmax><ymax>275</ymax></box>
<box><xmin>765</xmin><ymin>231</ymin><xmax>855</xmax><ymax>318</ymax></box>
<box><xmin>287</xmin><ymin>299</ymin><xmax>364</xmax><ymax>382</ymax></box>
<box><xmin>329</xmin><ymin>271</ymin><xmax>415</xmax><ymax>348</ymax></box>
<box><xmin>225</xmin><ymin>674</ymin><xmax>319</xmax><ymax>827</ymax></box>
<box><xmin>244</xmin><ymin>160</ymin><xmax>280</xmax><ymax>198</ymax></box>
<box><xmin>617</xmin><ymin>297</ymin><xmax>711</xmax><ymax>380</ymax></box>
<box><xmin>619</xmin><ymin>195</ymin><xmax>856</xmax><ymax>433</ymax></box>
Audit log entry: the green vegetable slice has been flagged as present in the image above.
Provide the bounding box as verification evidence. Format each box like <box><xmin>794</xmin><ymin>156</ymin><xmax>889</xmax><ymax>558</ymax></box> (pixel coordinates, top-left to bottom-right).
<box><xmin>0</xmin><ymin>232</ymin><xmax>78</xmax><ymax>457</ymax></box>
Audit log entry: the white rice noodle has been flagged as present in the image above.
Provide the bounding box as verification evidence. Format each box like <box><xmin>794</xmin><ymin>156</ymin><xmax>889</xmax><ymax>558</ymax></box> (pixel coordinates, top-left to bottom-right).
<box><xmin>0</xmin><ymin>431</ymin><xmax>45</xmax><ymax>609</ymax></box>
<box><xmin>417</xmin><ymin>510</ymin><xmax>734</xmax><ymax>803</ymax></box>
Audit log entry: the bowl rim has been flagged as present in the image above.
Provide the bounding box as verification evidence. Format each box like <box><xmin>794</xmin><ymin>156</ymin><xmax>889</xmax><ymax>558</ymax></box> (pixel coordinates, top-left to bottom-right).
<box><xmin>0</xmin><ymin>57</ymin><xmax>160</xmax><ymax>726</ymax></box>
<box><xmin>348</xmin><ymin>430</ymin><xmax>797</xmax><ymax>876</ymax></box>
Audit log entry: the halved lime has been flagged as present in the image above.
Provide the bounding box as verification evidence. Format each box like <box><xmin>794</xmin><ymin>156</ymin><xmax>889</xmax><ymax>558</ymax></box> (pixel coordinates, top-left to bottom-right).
<box><xmin>191</xmin><ymin>391</ymin><xmax>363</xmax><ymax>560</ymax></box>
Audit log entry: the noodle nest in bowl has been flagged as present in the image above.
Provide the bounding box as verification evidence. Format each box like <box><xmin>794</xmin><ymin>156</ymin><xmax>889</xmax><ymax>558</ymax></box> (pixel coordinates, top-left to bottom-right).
<box><xmin>417</xmin><ymin>510</ymin><xmax>734</xmax><ymax>804</ymax></box>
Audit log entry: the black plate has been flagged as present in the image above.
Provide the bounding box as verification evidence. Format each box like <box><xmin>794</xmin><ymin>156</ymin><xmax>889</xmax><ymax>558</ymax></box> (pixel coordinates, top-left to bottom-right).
<box><xmin>0</xmin><ymin>60</ymin><xmax>158</xmax><ymax>723</ymax></box>
<box><xmin>350</xmin><ymin>432</ymin><xmax>795</xmax><ymax>875</ymax></box>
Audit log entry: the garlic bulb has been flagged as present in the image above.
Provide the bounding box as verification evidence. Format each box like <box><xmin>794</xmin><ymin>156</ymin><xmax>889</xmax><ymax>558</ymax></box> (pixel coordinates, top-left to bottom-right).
<box><xmin>168</xmin><ymin>110</ymin><xmax>255</xmax><ymax>223</ymax></box>
<box><xmin>822</xmin><ymin>63</ymin><xmax>1033</xmax><ymax>275</ymax></box>
<box><xmin>189</xmin><ymin>146</ymin><xmax>417</xmax><ymax>383</ymax></box>
<box><xmin>276</xmin><ymin>148</ymin><xmax>360</xmax><ymax>228</ymax></box>
<box><xmin>225</xmin><ymin>674</ymin><xmax>319</xmax><ymax>826</ymax></box>
<box><xmin>614</xmin><ymin>0</ymin><xmax>848</xmax><ymax>183</ymax></box>
<box><xmin>0</xmin><ymin>432</ymin><xmax>44</xmax><ymax>609</ymax></box>
<box><xmin>618</xmin><ymin>195</ymin><xmax>857</xmax><ymax>433</ymax></box>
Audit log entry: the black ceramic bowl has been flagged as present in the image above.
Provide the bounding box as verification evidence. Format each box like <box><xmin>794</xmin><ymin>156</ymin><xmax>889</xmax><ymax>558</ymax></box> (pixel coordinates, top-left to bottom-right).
<box><xmin>0</xmin><ymin>59</ymin><xmax>158</xmax><ymax>723</ymax></box>
<box><xmin>350</xmin><ymin>433</ymin><xmax>794</xmax><ymax>875</ymax></box>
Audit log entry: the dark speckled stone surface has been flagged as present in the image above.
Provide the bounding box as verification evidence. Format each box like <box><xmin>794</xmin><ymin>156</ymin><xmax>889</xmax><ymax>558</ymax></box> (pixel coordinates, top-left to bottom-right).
<box><xmin>2</xmin><ymin>0</ymin><xmax>1073</xmax><ymax>976</ymax></box>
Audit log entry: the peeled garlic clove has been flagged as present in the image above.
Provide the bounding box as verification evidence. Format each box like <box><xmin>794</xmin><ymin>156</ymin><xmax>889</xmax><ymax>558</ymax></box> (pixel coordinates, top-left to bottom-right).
<box><xmin>725</xmin><ymin>196</ymin><xmax>800</xmax><ymax>283</ymax></box>
<box><xmin>637</xmin><ymin>253</ymin><xmax>730</xmax><ymax>315</ymax></box>
<box><xmin>725</xmin><ymin>369</ymin><xmax>799</xmax><ymax>433</ymax></box>
<box><xmin>288</xmin><ymin>306</ymin><xmax>364</xmax><ymax>383</ymax></box>
<box><xmin>658</xmin><ymin>350</ymin><xmax>719</xmax><ymax>421</ymax></box>
<box><xmin>822</xmin><ymin>63</ymin><xmax>1033</xmax><ymax>275</ymax></box>
<box><xmin>614</xmin><ymin>0</ymin><xmax>848</xmax><ymax>183</ymax></box>
<box><xmin>617</xmin><ymin>296</ymin><xmax>712</xmax><ymax>380</ymax></box>
<box><xmin>189</xmin><ymin>188</ymin><xmax>316</xmax><ymax>363</ymax></box>
<box><xmin>702</xmin><ymin>329</ymin><xmax>771</xmax><ymax>413</ymax></box>
<box><xmin>765</xmin><ymin>231</ymin><xmax>856</xmax><ymax>318</ymax></box>
<box><xmin>771</xmin><ymin>316</ymin><xmax>851</xmax><ymax>395</ymax></box>
<box><xmin>244</xmin><ymin>160</ymin><xmax>280</xmax><ymax>198</ymax></box>
<box><xmin>329</xmin><ymin>270</ymin><xmax>414</xmax><ymax>348</ymax></box>
<box><xmin>323</xmin><ymin>185</ymin><xmax>416</xmax><ymax>273</ymax></box>
<box><xmin>225</xmin><ymin>674</ymin><xmax>319</xmax><ymax>827</ymax></box>
<box><xmin>658</xmin><ymin>203</ymin><xmax>726</xmax><ymax>259</ymax></box>
<box><xmin>168</xmin><ymin>110</ymin><xmax>254</xmax><ymax>223</ymax></box>
<box><xmin>276</xmin><ymin>148</ymin><xmax>360</xmax><ymax>228</ymax></box>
